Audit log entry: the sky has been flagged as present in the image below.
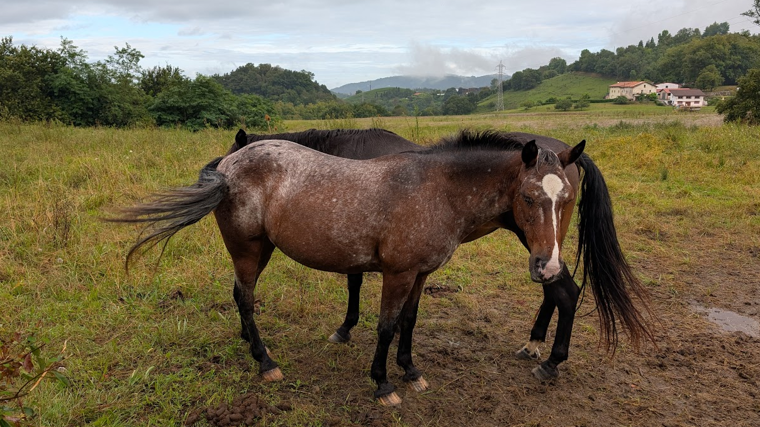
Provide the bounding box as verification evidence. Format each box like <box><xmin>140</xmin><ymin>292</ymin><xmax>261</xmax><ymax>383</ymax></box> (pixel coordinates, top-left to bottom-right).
<box><xmin>1</xmin><ymin>0</ymin><xmax>756</xmax><ymax>89</ymax></box>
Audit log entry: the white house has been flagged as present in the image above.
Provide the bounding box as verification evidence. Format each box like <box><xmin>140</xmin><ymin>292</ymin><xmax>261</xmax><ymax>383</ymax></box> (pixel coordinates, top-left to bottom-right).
<box><xmin>656</xmin><ymin>82</ymin><xmax>680</xmax><ymax>90</ymax></box>
<box><xmin>608</xmin><ymin>81</ymin><xmax>657</xmax><ymax>100</ymax></box>
<box><xmin>658</xmin><ymin>88</ymin><xmax>707</xmax><ymax>110</ymax></box>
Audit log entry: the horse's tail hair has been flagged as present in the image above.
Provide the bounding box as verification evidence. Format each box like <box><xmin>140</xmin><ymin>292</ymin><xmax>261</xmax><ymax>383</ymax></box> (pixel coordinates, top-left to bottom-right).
<box><xmin>575</xmin><ymin>153</ymin><xmax>655</xmax><ymax>353</ymax></box>
<box><xmin>107</xmin><ymin>157</ymin><xmax>228</xmax><ymax>271</ymax></box>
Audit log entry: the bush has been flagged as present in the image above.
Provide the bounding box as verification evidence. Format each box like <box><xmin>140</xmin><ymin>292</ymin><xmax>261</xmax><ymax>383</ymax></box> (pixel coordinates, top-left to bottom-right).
<box><xmin>554</xmin><ymin>99</ymin><xmax>573</xmax><ymax>111</ymax></box>
<box><xmin>716</xmin><ymin>68</ymin><xmax>760</xmax><ymax>125</ymax></box>
<box><xmin>613</xmin><ymin>96</ymin><xmax>630</xmax><ymax>105</ymax></box>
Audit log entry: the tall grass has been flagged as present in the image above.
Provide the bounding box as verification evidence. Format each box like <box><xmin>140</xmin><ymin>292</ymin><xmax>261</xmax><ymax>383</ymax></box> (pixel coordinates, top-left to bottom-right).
<box><xmin>1</xmin><ymin>113</ymin><xmax>758</xmax><ymax>425</ymax></box>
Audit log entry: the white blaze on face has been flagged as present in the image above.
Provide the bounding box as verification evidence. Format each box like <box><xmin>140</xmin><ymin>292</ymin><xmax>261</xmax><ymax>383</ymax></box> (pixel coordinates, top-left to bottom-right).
<box><xmin>541</xmin><ymin>173</ymin><xmax>565</xmax><ymax>279</ymax></box>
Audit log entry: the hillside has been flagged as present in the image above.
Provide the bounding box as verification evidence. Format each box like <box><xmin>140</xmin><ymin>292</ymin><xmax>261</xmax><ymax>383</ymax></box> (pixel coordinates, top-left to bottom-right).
<box><xmin>477</xmin><ymin>72</ymin><xmax>616</xmax><ymax>111</ymax></box>
<box><xmin>342</xmin><ymin>87</ymin><xmax>441</xmax><ymax>115</ymax></box>
<box><xmin>212</xmin><ymin>63</ymin><xmax>336</xmax><ymax>106</ymax></box>
<box><xmin>331</xmin><ymin>74</ymin><xmax>500</xmax><ymax>95</ymax></box>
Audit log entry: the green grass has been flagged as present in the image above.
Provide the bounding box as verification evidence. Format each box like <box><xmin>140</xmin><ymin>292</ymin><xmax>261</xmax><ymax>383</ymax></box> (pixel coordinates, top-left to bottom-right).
<box><xmin>343</xmin><ymin>87</ymin><xmax>416</xmax><ymax>104</ymax></box>
<box><xmin>477</xmin><ymin>72</ymin><xmax>618</xmax><ymax>111</ymax></box>
<box><xmin>1</xmin><ymin>113</ymin><xmax>759</xmax><ymax>425</ymax></box>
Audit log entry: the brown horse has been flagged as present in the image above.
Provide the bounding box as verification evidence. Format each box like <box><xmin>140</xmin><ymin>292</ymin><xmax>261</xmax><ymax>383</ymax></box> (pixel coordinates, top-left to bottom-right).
<box><xmin>231</xmin><ymin>129</ymin><xmax>653</xmax><ymax>382</ymax></box>
<box><xmin>112</xmin><ymin>132</ymin><xmax>648</xmax><ymax>405</ymax></box>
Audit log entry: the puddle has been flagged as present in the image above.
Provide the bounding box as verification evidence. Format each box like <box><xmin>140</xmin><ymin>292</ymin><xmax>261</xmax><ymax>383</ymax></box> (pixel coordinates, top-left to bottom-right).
<box><xmin>691</xmin><ymin>303</ymin><xmax>760</xmax><ymax>338</ymax></box>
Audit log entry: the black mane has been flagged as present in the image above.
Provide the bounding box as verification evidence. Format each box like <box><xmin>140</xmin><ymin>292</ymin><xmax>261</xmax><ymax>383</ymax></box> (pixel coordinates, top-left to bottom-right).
<box><xmin>244</xmin><ymin>128</ymin><xmax>403</xmax><ymax>153</ymax></box>
<box><xmin>428</xmin><ymin>130</ymin><xmax>525</xmax><ymax>152</ymax></box>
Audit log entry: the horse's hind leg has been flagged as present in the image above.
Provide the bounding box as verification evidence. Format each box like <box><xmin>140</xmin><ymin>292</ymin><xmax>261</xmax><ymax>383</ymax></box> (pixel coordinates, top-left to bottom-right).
<box><xmin>515</xmin><ymin>286</ymin><xmax>557</xmax><ymax>361</ymax></box>
<box><xmin>231</xmin><ymin>238</ymin><xmax>282</xmax><ymax>381</ymax></box>
<box><xmin>396</xmin><ymin>273</ymin><xmax>430</xmax><ymax>393</ymax></box>
<box><xmin>371</xmin><ymin>270</ymin><xmax>418</xmax><ymax>406</ymax></box>
<box><xmin>329</xmin><ymin>273</ymin><xmax>363</xmax><ymax>343</ymax></box>
<box><xmin>533</xmin><ymin>268</ymin><xmax>579</xmax><ymax>381</ymax></box>
<box><xmin>234</xmin><ymin>284</ymin><xmax>250</xmax><ymax>342</ymax></box>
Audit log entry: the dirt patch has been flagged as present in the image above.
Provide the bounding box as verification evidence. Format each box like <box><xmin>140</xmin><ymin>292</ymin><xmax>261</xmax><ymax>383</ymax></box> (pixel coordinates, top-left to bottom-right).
<box><xmin>158</xmin><ymin>289</ymin><xmax>185</xmax><ymax>309</ymax></box>
<box><xmin>180</xmin><ymin>231</ymin><xmax>760</xmax><ymax>426</ymax></box>
<box><xmin>423</xmin><ymin>283</ymin><xmax>461</xmax><ymax>298</ymax></box>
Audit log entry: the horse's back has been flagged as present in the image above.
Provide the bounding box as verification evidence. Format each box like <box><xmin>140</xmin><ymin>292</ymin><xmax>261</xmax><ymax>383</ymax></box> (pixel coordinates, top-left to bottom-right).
<box><xmin>331</xmin><ymin>129</ymin><xmax>422</xmax><ymax>160</ymax></box>
<box><xmin>240</xmin><ymin>128</ymin><xmax>422</xmax><ymax>160</ymax></box>
<box><xmin>216</xmin><ymin>139</ymin><xmax>430</xmax><ymax>272</ymax></box>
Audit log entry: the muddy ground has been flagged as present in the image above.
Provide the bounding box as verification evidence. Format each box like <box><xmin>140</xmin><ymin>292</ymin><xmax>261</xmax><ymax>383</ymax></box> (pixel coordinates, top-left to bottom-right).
<box><xmin>183</xmin><ymin>226</ymin><xmax>760</xmax><ymax>427</ymax></box>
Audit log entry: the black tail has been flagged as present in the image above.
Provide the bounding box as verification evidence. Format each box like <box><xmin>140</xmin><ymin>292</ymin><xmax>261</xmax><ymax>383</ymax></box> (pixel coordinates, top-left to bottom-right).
<box><xmin>575</xmin><ymin>153</ymin><xmax>655</xmax><ymax>352</ymax></box>
<box><xmin>107</xmin><ymin>157</ymin><xmax>228</xmax><ymax>270</ymax></box>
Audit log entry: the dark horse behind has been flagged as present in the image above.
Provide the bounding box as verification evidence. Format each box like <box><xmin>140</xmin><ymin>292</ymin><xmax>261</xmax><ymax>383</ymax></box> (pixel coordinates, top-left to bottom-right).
<box><xmin>231</xmin><ymin>129</ymin><xmax>654</xmax><ymax>380</ymax></box>
<box><xmin>111</xmin><ymin>130</ymin><xmax>652</xmax><ymax>405</ymax></box>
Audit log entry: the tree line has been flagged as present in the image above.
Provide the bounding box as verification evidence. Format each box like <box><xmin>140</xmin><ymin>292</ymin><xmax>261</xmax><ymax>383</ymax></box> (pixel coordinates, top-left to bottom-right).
<box><xmin>0</xmin><ymin>37</ymin><xmax>279</xmax><ymax>130</ymax></box>
<box><xmin>504</xmin><ymin>23</ymin><xmax>760</xmax><ymax>92</ymax></box>
<box><xmin>3</xmin><ymin>18</ymin><xmax>760</xmax><ymax>127</ymax></box>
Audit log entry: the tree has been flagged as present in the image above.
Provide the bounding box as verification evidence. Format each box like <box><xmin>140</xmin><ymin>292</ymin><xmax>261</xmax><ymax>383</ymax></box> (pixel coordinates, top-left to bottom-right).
<box><xmin>695</xmin><ymin>65</ymin><xmax>724</xmax><ymax>91</ymax></box>
<box><xmin>520</xmin><ymin>100</ymin><xmax>535</xmax><ymax>110</ymax></box>
<box><xmin>573</xmin><ymin>94</ymin><xmax>591</xmax><ymax>110</ymax></box>
<box><xmin>140</xmin><ymin>65</ymin><xmax>188</xmax><ymax>97</ymax></box>
<box><xmin>547</xmin><ymin>57</ymin><xmax>567</xmax><ymax>74</ymax></box>
<box><xmin>147</xmin><ymin>75</ymin><xmax>278</xmax><ymax>130</ymax></box>
<box><xmin>703</xmin><ymin>22</ymin><xmax>730</xmax><ymax>37</ymax></box>
<box><xmin>657</xmin><ymin>30</ymin><xmax>673</xmax><ymax>48</ymax></box>
<box><xmin>441</xmin><ymin>95</ymin><xmax>475</xmax><ymax>115</ymax></box>
<box><xmin>554</xmin><ymin>99</ymin><xmax>573</xmax><ymax>111</ymax></box>
<box><xmin>742</xmin><ymin>0</ymin><xmax>760</xmax><ymax>26</ymax></box>
<box><xmin>0</xmin><ymin>37</ymin><xmax>67</xmax><ymax>121</ymax></box>
<box><xmin>716</xmin><ymin>68</ymin><xmax>760</xmax><ymax>125</ymax></box>
<box><xmin>212</xmin><ymin>63</ymin><xmax>335</xmax><ymax>105</ymax></box>
<box><xmin>105</xmin><ymin>43</ymin><xmax>143</xmax><ymax>84</ymax></box>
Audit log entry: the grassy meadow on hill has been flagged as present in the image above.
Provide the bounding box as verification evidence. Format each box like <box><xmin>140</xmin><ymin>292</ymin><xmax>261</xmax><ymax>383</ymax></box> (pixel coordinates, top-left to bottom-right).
<box><xmin>476</xmin><ymin>73</ymin><xmax>618</xmax><ymax>111</ymax></box>
<box><xmin>1</xmin><ymin>108</ymin><xmax>759</xmax><ymax>426</ymax></box>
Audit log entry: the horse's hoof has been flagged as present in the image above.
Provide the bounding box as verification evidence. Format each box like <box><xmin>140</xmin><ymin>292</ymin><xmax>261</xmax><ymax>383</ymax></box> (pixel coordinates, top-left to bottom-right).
<box><xmin>407</xmin><ymin>376</ymin><xmax>429</xmax><ymax>393</ymax></box>
<box><xmin>328</xmin><ymin>331</ymin><xmax>350</xmax><ymax>344</ymax></box>
<box><xmin>261</xmin><ymin>367</ymin><xmax>283</xmax><ymax>382</ymax></box>
<box><xmin>377</xmin><ymin>392</ymin><xmax>402</xmax><ymax>406</ymax></box>
<box><xmin>532</xmin><ymin>364</ymin><xmax>558</xmax><ymax>382</ymax></box>
<box><xmin>515</xmin><ymin>347</ymin><xmax>540</xmax><ymax>361</ymax></box>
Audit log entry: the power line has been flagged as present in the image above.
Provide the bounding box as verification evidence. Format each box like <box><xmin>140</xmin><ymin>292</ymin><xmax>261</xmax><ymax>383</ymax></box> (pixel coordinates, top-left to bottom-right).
<box><xmin>613</xmin><ymin>0</ymin><xmax>742</xmax><ymax>36</ymax></box>
<box><xmin>495</xmin><ymin>60</ymin><xmax>505</xmax><ymax>112</ymax></box>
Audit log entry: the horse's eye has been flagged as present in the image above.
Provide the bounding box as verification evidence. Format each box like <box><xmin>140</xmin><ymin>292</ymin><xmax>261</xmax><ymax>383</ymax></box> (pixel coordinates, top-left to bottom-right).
<box><xmin>522</xmin><ymin>195</ymin><xmax>534</xmax><ymax>205</ymax></box>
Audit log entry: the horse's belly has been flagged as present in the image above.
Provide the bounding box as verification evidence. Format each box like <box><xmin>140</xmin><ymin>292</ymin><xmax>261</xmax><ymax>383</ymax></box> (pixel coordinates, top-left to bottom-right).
<box><xmin>273</xmin><ymin>236</ymin><xmax>380</xmax><ymax>274</ymax></box>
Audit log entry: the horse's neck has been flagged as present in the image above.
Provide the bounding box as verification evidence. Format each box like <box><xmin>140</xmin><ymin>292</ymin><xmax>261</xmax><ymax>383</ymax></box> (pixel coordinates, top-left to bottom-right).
<box><xmin>437</xmin><ymin>151</ymin><xmax>521</xmax><ymax>224</ymax></box>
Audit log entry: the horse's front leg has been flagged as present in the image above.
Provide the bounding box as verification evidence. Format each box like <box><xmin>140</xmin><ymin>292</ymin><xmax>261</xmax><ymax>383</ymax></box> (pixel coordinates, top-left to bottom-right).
<box><xmin>329</xmin><ymin>273</ymin><xmax>363</xmax><ymax>343</ymax></box>
<box><xmin>515</xmin><ymin>284</ymin><xmax>557</xmax><ymax>361</ymax></box>
<box><xmin>396</xmin><ymin>273</ymin><xmax>430</xmax><ymax>393</ymax></box>
<box><xmin>532</xmin><ymin>269</ymin><xmax>580</xmax><ymax>381</ymax></box>
<box><xmin>371</xmin><ymin>270</ymin><xmax>417</xmax><ymax>406</ymax></box>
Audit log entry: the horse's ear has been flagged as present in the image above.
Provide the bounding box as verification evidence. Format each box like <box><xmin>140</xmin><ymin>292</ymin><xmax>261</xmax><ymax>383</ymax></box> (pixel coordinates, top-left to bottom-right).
<box><xmin>235</xmin><ymin>129</ymin><xmax>247</xmax><ymax>148</ymax></box>
<box><xmin>521</xmin><ymin>140</ymin><xmax>538</xmax><ymax>167</ymax></box>
<box><xmin>558</xmin><ymin>140</ymin><xmax>585</xmax><ymax>167</ymax></box>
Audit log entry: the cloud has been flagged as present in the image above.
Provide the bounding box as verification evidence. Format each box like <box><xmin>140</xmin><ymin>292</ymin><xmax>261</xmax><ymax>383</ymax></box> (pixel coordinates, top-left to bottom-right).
<box><xmin>395</xmin><ymin>43</ymin><xmax>573</xmax><ymax>77</ymax></box>
<box><xmin>177</xmin><ymin>26</ymin><xmax>205</xmax><ymax>36</ymax></box>
<box><xmin>395</xmin><ymin>43</ymin><xmax>495</xmax><ymax>76</ymax></box>
<box><xmin>1</xmin><ymin>0</ymin><xmax>755</xmax><ymax>88</ymax></box>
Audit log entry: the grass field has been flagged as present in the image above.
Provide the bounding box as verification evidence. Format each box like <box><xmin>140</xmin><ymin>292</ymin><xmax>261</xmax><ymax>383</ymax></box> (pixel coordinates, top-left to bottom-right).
<box><xmin>1</xmin><ymin>109</ymin><xmax>759</xmax><ymax>426</ymax></box>
<box><xmin>476</xmin><ymin>73</ymin><xmax>618</xmax><ymax>111</ymax></box>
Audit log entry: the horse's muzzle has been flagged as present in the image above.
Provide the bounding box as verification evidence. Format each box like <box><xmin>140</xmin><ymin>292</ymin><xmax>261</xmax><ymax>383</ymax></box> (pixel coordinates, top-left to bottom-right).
<box><xmin>530</xmin><ymin>256</ymin><xmax>564</xmax><ymax>284</ymax></box>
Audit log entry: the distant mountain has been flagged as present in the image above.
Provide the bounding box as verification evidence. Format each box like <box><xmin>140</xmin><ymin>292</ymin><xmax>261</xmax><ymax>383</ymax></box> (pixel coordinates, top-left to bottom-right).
<box><xmin>331</xmin><ymin>74</ymin><xmax>504</xmax><ymax>95</ymax></box>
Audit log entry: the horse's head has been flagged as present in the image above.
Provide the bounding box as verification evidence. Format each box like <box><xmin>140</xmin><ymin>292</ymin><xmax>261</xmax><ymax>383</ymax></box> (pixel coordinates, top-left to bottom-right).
<box><xmin>512</xmin><ymin>139</ymin><xmax>585</xmax><ymax>284</ymax></box>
